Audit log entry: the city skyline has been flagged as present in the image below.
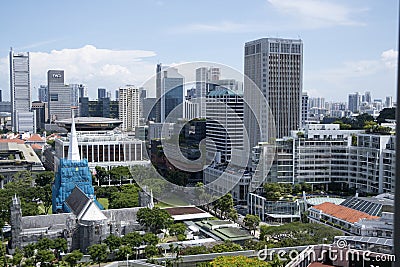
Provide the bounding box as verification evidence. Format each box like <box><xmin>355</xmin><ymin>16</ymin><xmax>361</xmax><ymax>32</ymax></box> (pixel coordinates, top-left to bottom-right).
<box><xmin>0</xmin><ymin>0</ymin><xmax>397</xmax><ymax>102</ymax></box>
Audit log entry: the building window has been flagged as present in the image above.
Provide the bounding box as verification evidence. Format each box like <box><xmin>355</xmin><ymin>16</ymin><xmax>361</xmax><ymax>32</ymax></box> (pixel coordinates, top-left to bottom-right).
<box><xmin>50</xmin><ymin>94</ymin><xmax>58</xmax><ymax>101</ymax></box>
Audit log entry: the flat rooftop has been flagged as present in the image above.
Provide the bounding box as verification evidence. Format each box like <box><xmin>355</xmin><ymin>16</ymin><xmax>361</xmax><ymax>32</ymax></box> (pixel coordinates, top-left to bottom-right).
<box><xmin>164</xmin><ymin>206</ymin><xmax>213</xmax><ymax>221</ymax></box>
<box><xmin>56</xmin><ymin>117</ymin><xmax>122</xmax><ymax>131</ymax></box>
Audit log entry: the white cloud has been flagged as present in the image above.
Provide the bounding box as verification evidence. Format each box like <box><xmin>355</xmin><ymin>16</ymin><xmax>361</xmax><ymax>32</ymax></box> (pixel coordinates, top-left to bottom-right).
<box><xmin>381</xmin><ymin>49</ymin><xmax>398</xmax><ymax>69</ymax></box>
<box><xmin>305</xmin><ymin>49</ymin><xmax>398</xmax><ymax>100</ymax></box>
<box><xmin>172</xmin><ymin>1</ymin><xmax>366</xmax><ymax>34</ymax></box>
<box><xmin>0</xmin><ymin>45</ymin><xmax>157</xmax><ymax>100</ymax></box>
<box><xmin>268</xmin><ymin>0</ymin><xmax>366</xmax><ymax>28</ymax></box>
<box><xmin>319</xmin><ymin>49</ymin><xmax>398</xmax><ymax>79</ymax></box>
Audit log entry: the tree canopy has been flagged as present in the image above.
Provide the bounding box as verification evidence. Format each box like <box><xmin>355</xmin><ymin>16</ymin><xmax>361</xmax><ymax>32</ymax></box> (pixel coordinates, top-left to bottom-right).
<box><xmin>87</xmin><ymin>244</ymin><xmax>108</xmax><ymax>267</ymax></box>
<box><xmin>137</xmin><ymin>207</ymin><xmax>173</xmax><ymax>233</ymax></box>
<box><xmin>243</xmin><ymin>214</ymin><xmax>261</xmax><ymax>235</ymax></box>
<box><xmin>208</xmin><ymin>255</ymin><xmax>270</xmax><ymax>267</ymax></box>
<box><xmin>259</xmin><ymin>222</ymin><xmax>342</xmax><ymax>248</ymax></box>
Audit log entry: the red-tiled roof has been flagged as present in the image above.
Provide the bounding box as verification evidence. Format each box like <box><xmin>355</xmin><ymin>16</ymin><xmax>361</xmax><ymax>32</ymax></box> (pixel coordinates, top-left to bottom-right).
<box><xmin>0</xmin><ymin>139</ymin><xmax>25</xmax><ymax>144</ymax></box>
<box><xmin>31</xmin><ymin>144</ymin><xmax>42</xmax><ymax>150</ymax></box>
<box><xmin>312</xmin><ymin>202</ymin><xmax>379</xmax><ymax>223</ymax></box>
<box><xmin>27</xmin><ymin>134</ymin><xmax>44</xmax><ymax>142</ymax></box>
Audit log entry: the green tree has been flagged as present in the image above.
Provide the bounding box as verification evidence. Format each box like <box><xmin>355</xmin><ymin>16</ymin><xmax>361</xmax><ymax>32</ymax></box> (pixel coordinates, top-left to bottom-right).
<box><xmin>214</xmin><ymin>194</ymin><xmax>234</xmax><ymax>218</ymax></box>
<box><xmin>169</xmin><ymin>223</ymin><xmax>186</xmax><ymax>237</ymax></box>
<box><xmin>35</xmin><ymin>171</ymin><xmax>54</xmax><ymax>187</ymax></box>
<box><xmin>137</xmin><ymin>207</ymin><xmax>173</xmax><ymax>233</ymax></box>
<box><xmin>142</xmin><ymin>233</ymin><xmax>158</xmax><ymax>246</ymax></box>
<box><xmin>377</xmin><ymin>108</ymin><xmax>395</xmax><ymax>123</ymax></box>
<box><xmin>243</xmin><ymin>214</ymin><xmax>261</xmax><ymax>235</ymax></box>
<box><xmin>144</xmin><ymin>245</ymin><xmax>159</xmax><ymax>259</ymax></box>
<box><xmin>259</xmin><ymin>222</ymin><xmax>342</xmax><ymax>247</ymax></box>
<box><xmin>115</xmin><ymin>245</ymin><xmax>133</xmax><ymax>261</ymax></box>
<box><xmin>181</xmin><ymin>245</ymin><xmax>209</xmax><ymax>256</ymax></box>
<box><xmin>23</xmin><ymin>243</ymin><xmax>36</xmax><ymax>258</ymax></box>
<box><xmin>63</xmin><ymin>250</ymin><xmax>83</xmax><ymax>267</ymax></box>
<box><xmin>122</xmin><ymin>232</ymin><xmax>142</xmax><ymax>248</ymax></box>
<box><xmin>94</xmin><ymin>166</ymin><xmax>109</xmax><ymax>184</ymax></box>
<box><xmin>12</xmin><ymin>248</ymin><xmax>23</xmax><ymax>267</ymax></box>
<box><xmin>36</xmin><ymin>185</ymin><xmax>52</xmax><ymax>214</ymax></box>
<box><xmin>104</xmin><ymin>234</ymin><xmax>122</xmax><ymax>251</ymax></box>
<box><xmin>109</xmin><ymin>166</ymin><xmax>131</xmax><ymax>181</ymax></box>
<box><xmin>87</xmin><ymin>244</ymin><xmax>108</xmax><ymax>267</ymax></box>
<box><xmin>226</xmin><ymin>208</ymin><xmax>238</xmax><ymax>222</ymax></box>
<box><xmin>263</xmin><ymin>183</ymin><xmax>284</xmax><ymax>200</ymax></box>
<box><xmin>210</xmin><ymin>241</ymin><xmax>242</xmax><ymax>253</ymax></box>
<box><xmin>36</xmin><ymin>249</ymin><xmax>55</xmax><ymax>267</ymax></box>
<box><xmin>53</xmin><ymin>238</ymin><xmax>67</xmax><ymax>259</ymax></box>
<box><xmin>36</xmin><ymin>238</ymin><xmax>54</xmax><ymax>251</ymax></box>
<box><xmin>108</xmin><ymin>184</ymin><xmax>139</xmax><ymax>209</ymax></box>
<box><xmin>209</xmin><ymin>255</ymin><xmax>269</xmax><ymax>266</ymax></box>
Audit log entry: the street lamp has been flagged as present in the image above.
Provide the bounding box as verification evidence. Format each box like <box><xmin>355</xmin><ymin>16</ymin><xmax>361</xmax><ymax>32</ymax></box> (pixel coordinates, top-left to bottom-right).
<box><xmin>126</xmin><ymin>253</ymin><xmax>129</xmax><ymax>267</ymax></box>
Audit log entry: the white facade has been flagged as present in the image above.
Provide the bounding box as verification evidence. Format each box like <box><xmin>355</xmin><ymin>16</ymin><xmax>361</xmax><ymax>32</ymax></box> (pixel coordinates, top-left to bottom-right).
<box><xmin>119</xmin><ymin>86</ymin><xmax>140</xmax><ymax>131</ymax></box>
<box><xmin>254</xmin><ymin>127</ymin><xmax>396</xmax><ymax>194</ymax></box>
<box><xmin>9</xmin><ymin>49</ymin><xmax>31</xmax><ymax>131</ymax></box>
<box><xmin>348</xmin><ymin>134</ymin><xmax>396</xmax><ymax>194</ymax></box>
<box><xmin>16</xmin><ymin>111</ymin><xmax>36</xmax><ymax>133</ymax></box>
<box><xmin>206</xmin><ymin>89</ymin><xmax>244</xmax><ymax>163</ymax></box>
<box><xmin>54</xmin><ymin>130</ymin><xmax>149</xmax><ymax>170</ymax></box>
<box><xmin>183</xmin><ymin>100</ymin><xmax>199</xmax><ymax>121</ymax></box>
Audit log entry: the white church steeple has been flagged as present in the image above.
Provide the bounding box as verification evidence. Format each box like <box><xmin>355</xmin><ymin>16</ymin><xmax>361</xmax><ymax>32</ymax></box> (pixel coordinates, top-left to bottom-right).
<box><xmin>67</xmin><ymin>109</ymin><xmax>80</xmax><ymax>161</ymax></box>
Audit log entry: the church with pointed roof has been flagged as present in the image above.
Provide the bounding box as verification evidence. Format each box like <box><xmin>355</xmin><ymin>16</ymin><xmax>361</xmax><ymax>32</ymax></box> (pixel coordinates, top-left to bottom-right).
<box><xmin>52</xmin><ymin>112</ymin><xmax>102</xmax><ymax>213</ymax></box>
<box><xmin>8</xmin><ymin>110</ymin><xmax>155</xmax><ymax>253</ymax></box>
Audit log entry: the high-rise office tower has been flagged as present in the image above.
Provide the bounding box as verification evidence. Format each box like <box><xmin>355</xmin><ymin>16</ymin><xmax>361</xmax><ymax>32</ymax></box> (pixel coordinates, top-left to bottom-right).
<box><xmin>309</xmin><ymin>97</ymin><xmax>326</xmax><ymax>109</ymax></box>
<box><xmin>156</xmin><ymin>65</ymin><xmax>184</xmax><ymax>123</ymax></box>
<box><xmin>98</xmin><ymin>88</ymin><xmax>106</xmax><ymax>99</ymax></box>
<box><xmin>38</xmin><ymin>85</ymin><xmax>48</xmax><ymax>102</ymax></box>
<box><xmin>155</xmin><ymin>63</ymin><xmax>162</xmax><ymax>122</ymax></box>
<box><xmin>244</xmin><ymin>38</ymin><xmax>303</xmax><ymax>144</ymax></box>
<box><xmin>9</xmin><ymin>49</ymin><xmax>34</xmax><ymax>131</ymax></box>
<box><xmin>195</xmin><ymin>67</ymin><xmax>208</xmax><ymax>118</ymax></box>
<box><xmin>119</xmin><ymin>86</ymin><xmax>140</xmax><ymax>131</ymax></box>
<box><xmin>115</xmin><ymin>90</ymin><xmax>119</xmax><ymax>101</ymax></box>
<box><xmin>385</xmin><ymin>96</ymin><xmax>393</xmax><ymax>108</ymax></box>
<box><xmin>70</xmin><ymin>84</ymin><xmax>81</xmax><ymax>108</ymax></box>
<box><xmin>206</xmin><ymin>88</ymin><xmax>244</xmax><ymax>163</ymax></box>
<box><xmin>364</xmin><ymin>91</ymin><xmax>372</xmax><ymax>104</ymax></box>
<box><xmin>348</xmin><ymin>92</ymin><xmax>361</xmax><ymax>113</ymax></box>
<box><xmin>195</xmin><ymin>66</ymin><xmax>221</xmax><ymax>118</ymax></box>
<box><xmin>48</xmin><ymin>70</ymin><xmax>72</xmax><ymax>121</ymax></box>
<box><xmin>0</xmin><ymin>89</ymin><xmax>2</xmax><ymax>102</ymax></box>
<box><xmin>78</xmin><ymin>84</ymin><xmax>87</xmax><ymax>99</ymax></box>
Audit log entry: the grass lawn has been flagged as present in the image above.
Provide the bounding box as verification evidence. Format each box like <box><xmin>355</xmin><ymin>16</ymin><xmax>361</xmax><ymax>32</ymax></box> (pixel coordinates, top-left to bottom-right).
<box><xmin>38</xmin><ymin>204</ymin><xmax>52</xmax><ymax>215</ymax></box>
<box><xmin>97</xmin><ymin>198</ymin><xmax>109</xmax><ymax>209</ymax></box>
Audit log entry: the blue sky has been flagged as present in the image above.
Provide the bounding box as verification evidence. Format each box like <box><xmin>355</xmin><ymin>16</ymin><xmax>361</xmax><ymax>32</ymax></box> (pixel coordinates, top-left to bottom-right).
<box><xmin>0</xmin><ymin>0</ymin><xmax>398</xmax><ymax>101</ymax></box>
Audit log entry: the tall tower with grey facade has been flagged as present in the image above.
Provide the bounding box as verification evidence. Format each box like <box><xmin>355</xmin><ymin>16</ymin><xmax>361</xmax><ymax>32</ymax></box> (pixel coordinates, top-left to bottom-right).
<box><xmin>156</xmin><ymin>65</ymin><xmax>184</xmax><ymax>123</ymax></box>
<box><xmin>9</xmin><ymin>48</ymin><xmax>35</xmax><ymax>132</ymax></box>
<box><xmin>48</xmin><ymin>70</ymin><xmax>72</xmax><ymax>121</ymax></box>
<box><xmin>244</xmin><ymin>38</ymin><xmax>303</xmax><ymax>145</ymax></box>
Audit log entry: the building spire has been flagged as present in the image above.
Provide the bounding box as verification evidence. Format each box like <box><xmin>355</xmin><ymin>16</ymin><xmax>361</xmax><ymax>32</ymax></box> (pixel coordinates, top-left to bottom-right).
<box><xmin>67</xmin><ymin>109</ymin><xmax>80</xmax><ymax>161</ymax></box>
